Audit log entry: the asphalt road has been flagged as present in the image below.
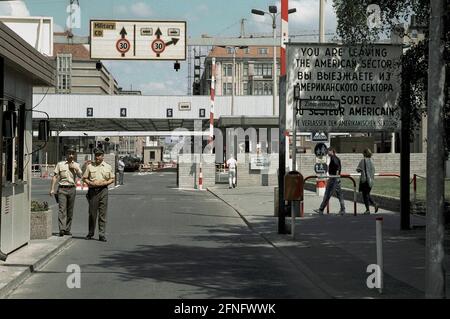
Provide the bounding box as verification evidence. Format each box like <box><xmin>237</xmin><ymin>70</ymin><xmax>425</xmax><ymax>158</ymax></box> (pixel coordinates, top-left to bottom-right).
<box><xmin>9</xmin><ymin>172</ymin><xmax>326</xmax><ymax>298</ymax></box>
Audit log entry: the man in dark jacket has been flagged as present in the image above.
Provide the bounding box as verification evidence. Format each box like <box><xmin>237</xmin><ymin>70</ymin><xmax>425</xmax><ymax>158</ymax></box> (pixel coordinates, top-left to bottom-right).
<box><xmin>314</xmin><ymin>147</ymin><xmax>346</xmax><ymax>215</ymax></box>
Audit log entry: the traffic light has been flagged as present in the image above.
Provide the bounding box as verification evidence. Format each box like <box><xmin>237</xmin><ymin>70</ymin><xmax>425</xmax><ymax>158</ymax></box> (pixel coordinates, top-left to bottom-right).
<box><xmin>193</xmin><ymin>82</ymin><xmax>200</xmax><ymax>95</ymax></box>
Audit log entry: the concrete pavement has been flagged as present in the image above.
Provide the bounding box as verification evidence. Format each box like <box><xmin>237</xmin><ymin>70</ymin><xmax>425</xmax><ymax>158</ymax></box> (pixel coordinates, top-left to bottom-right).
<box><xmin>3</xmin><ymin>173</ymin><xmax>448</xmax><ymax>299</ymax></box>
<box><xmin>4</xmin><ymin>172</ymin><xmax>329</xmax><ymax>299</ymax></box>
<box><xmin>207</xmin><ymin>185</ymin><xmax>450</xmax><ymax>299</ymax></box>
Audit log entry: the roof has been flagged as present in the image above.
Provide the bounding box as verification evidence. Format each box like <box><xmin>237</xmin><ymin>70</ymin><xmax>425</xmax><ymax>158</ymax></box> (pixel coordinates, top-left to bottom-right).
<box><xmin>207</xmin><ymin>46</ymin><xmax>280</xmax><ymax>59</ymax></box>
<box><xmin>54</xmin><ymin>43</ymin><xmax>91</xmax><ymax>60</ymax></box>
<box><xmin>0</xmin><ymin>22</ymin><xmax>54</xmax><ymax>86</ymax></box>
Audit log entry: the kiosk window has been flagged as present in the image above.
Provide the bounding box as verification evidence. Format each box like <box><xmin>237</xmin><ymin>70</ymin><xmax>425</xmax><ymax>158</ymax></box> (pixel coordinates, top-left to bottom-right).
<box><xmin>1</xmin><ymin>101</ymin><xmax>25</xmax><ymax>183</ymax></box>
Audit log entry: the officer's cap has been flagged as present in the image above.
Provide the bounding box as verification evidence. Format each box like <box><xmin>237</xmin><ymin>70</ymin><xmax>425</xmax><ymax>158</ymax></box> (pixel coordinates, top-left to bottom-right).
<box><xmin>94</xmin><ymin>148</ymin><xmax>104</xmax><ymax>155</ymax></box>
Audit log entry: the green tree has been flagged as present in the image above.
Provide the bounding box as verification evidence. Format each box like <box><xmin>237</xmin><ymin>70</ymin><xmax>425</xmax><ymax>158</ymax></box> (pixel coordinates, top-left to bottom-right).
<box><xmin>333</xmin><ymin>0</ymin><xmax>449</xmax><ymax>155</ymax></box>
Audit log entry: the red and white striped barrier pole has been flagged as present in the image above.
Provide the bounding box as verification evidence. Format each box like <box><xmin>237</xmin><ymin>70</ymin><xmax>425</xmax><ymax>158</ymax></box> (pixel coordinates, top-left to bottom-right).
<box><xmin>281</xmin><ymin>0</ymin><xmax>290</xmax><ymax>169</ymax></box>
<box><xmin>209</xmin><ymin>58</ymin><xmax>216</xmax><ymax>153</ymax></box>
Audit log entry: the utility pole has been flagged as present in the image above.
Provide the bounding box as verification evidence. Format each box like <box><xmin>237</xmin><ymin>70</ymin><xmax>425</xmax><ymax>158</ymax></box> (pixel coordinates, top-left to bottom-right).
<box><xmin>272</xmin><ymin>13</ymin><xmax>277</xmax><ymax>117</ymax></box>
<box><xmin>425</xmin><ymin>0</ymin><xmax>446</xmax><ymax>299</ymax></box>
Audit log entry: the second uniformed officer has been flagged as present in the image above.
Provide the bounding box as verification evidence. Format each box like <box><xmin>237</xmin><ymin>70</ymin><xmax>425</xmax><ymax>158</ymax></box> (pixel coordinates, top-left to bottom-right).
<box><xmin>82</xmin><ymin>148</ymin><xmax>115</xmax><ymax>242</ymax></box>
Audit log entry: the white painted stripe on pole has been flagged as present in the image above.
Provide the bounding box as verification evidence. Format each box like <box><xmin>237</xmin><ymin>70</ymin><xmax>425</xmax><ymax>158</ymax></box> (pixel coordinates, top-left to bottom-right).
<box><xmin>376</xmin><ymin>217</ymin><xmax>384</xmax><ymax>294</ymax></box>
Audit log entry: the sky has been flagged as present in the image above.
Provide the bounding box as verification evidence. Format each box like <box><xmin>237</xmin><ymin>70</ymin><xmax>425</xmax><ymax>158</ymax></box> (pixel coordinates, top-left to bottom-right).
<box><xmin>0</xmin><ymin>0</ymin><xmax>338</xmax><ymax>95</ymax></box>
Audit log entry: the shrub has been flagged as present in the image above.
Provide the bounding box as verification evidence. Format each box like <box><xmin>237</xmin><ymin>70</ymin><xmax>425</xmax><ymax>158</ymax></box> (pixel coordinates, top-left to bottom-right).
<box><xmin>31</xmin><ymin>200</ymin><xmax>49</xmax><ymax>212</ymax></box>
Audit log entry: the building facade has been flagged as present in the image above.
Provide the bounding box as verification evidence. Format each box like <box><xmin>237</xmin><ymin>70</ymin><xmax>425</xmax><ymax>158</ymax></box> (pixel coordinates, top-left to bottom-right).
<box><xmin>201</xmin><ymin>46</ymin><xmax>280</xmax><ymax>97</ymax></box>
<box><xmin>34</xmin><ymin>32</ymin><xmax>119</xmax><ymax>95</ymax></box>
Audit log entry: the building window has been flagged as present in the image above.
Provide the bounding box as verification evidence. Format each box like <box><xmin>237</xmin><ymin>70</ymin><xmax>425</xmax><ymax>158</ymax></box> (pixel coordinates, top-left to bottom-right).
<box><xmin>223</xmin><ymin>83</ymin><xmax>232</xmax><ymax>95</ymax></box>
<box><xmin>227</xmin><ymin>47</ymin><xmax>234</xmax><ymax>54</ymax></box>
<box><xmin>56</xmin><ymin>54</ymin><xmax>72</xmax><ymax>94</ymax></box>
<box><xmin>254</xmin><ymin>64</ymin><xmax>272</xmax><ymax>77</ymax></box>
<box><xmin>244</xmin><ymin>47</ymin><xmax>250</xmax><ymax>54</ymax></box>
<box><xmin>243</xmin><ymin>82</ymin><xmax>248</xmax><ymax>95</ymax></box>
<box><xmin>264</xmin><ymin>82</ymin><xmax>272</xmax><ymax>95</ymax></box>
<box><xmin>254</xmin><ymin>82</ymin><xmax>263</xmax><ymax>95</ymax></box>
<box><xmin>254</xmin><ymin>82</ymin><xmax>272</xmax><ymax>95</ymax></box>
<box><xmin>150</xmin><ymin>151</ymin><xmax>156</xmax><ymax>160</ymax></box>
<box><xmin>223</xmin><ymin>64</ymin><xmax>232</xmax><ymax>77</ymax></box>
<box><xmin>243</xmin><ymin>63</ymin><xmax>248</xmax><ymax>77</ymax></box>
<box><xmin>255</xmin><ymin>64</ymin><xmax>263</xmax><ymax>76</ymax></box>
<box><xmin>258</xmin><ymin>48</ymin><xmax>268</xmax><ymax>55</ymax></box>
<box><xmin>263</xmin><ymin>64</ymin><xmax>272</xmax><ymax>77</ymax></box>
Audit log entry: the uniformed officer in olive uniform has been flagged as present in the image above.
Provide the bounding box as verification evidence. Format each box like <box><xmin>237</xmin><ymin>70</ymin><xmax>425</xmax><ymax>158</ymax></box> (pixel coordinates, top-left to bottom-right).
<box><xmin>82</xmin><ymin>148</ymin><xmax>115</xmax><ymax>242</ymax></box>
<box><xmin>50</xmin><ymin>148</ymin><xmax>83</xmax><ymax>236</ymax></box>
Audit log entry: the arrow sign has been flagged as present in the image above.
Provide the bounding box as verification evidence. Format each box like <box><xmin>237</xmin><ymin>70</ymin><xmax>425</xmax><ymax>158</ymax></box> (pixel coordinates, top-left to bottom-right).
<box><xmin>155</xmin><ymin>27</ymin><xmax>162</xmax><ymax>39</ymax></box>
<box><xmin>120</xmin><ymin>27</ymin><xmax>127</xmax><ymax>38</ymax></box>
<box><xmin>165</xmin><ymin>38</ymin><xmax>179</xmax><ymax>46</ymax></box>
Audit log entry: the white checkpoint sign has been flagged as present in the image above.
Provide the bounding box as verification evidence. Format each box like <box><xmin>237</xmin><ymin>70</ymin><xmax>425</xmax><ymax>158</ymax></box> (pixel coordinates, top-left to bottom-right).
<box><xmin>287</xmin><ymin>43</ymin><xmax>402</xmax><ymax>132</ymax></box>
<box><xmin>90</xmin><ymin>20</ymin><xmax>186</xmax><ymax>60</ymax></box>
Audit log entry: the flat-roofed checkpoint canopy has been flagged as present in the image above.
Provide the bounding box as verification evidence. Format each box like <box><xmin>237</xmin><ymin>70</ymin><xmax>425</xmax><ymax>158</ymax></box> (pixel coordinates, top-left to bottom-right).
<box><xmin>32</xmin><ymin>94</ymin><xmax>278</xmax><ymax>133</ymax></box>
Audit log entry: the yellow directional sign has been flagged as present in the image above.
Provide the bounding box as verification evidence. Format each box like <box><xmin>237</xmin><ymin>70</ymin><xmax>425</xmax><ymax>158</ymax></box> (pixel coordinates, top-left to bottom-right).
<box><xmin>90</xmin><ymin>20</ymin><xmax>186</xmax><ymax>60</ymax></box>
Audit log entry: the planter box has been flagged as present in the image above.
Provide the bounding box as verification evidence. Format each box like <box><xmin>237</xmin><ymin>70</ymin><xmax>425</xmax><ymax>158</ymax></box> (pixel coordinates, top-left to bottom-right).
<box><xmin>31</xmin><ymin>210</ymin><xmax>52</xmax><ymax>239</ymax></box>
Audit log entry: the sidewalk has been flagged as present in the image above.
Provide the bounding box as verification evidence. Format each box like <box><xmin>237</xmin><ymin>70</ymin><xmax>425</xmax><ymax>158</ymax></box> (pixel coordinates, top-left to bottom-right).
<box><xmin>208</xmin><ymin>185</ymin><xmax>450</xmax><ymax>299</ymax></box>
<box><xmin>0</xmin><ymin>236</ymin><xmax>72</xmax><ymax>298</ymax></box>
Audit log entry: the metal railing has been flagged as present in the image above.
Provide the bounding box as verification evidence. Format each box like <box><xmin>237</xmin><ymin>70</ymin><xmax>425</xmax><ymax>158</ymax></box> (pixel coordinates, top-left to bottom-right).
<box><xmin>301</xmin><ymin>173</ymin><xmax>423</xmax><ymax>217</ymax></box>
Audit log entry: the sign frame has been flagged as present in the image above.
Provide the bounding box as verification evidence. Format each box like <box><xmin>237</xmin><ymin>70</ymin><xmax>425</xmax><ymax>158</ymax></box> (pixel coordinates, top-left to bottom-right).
<box><xmin>287</xmin><ymin>42</ymin><xmax>402</xmax><ymax>133</ymax></box>
<box><xmin>90</xmin><ymin>19</ymin><xmax>187</xmax><ymax>61</ymax></box>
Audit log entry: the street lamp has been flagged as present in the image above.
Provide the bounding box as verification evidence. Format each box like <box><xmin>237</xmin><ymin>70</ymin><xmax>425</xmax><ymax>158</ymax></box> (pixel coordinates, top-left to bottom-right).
<box><xmin>252</xmin><ymin>6</ymin><xmax>296</xmax><ymax>116</ymax></box>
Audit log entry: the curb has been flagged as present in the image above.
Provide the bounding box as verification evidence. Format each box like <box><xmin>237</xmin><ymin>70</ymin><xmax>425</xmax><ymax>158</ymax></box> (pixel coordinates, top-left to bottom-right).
<box><xmin>0</xmin><ymin>237</ymin><xmax>73</xmax><ymax>298</ymax></box>
<box><xmin>206</xmin><ymin>187</ymin><xmax>337</xmax><ymax>299</ymax></box>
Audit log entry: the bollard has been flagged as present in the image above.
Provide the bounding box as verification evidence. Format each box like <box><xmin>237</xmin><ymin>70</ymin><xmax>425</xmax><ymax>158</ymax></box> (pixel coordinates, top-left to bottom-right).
<box><xmin>316</xmin><ymin>179</ymin><xmax>326</xmax><ymax>196</ymax></box>
<box><xmin>291</xmin><ymin>203</ymin><xmax>295</xmax><ymax>239</ymax></box>
<box><xmin>376</xmin><ymin>217</ymin><xmax>384</xmax><ymax>294</ymax></box>
<box><xmin>76</xmin><ymin>179</ymin><xmax>82</xmax><ymax>191</ymax></box>
<box><xmin>198</xmin><ymin>163</ymin><xmax>203</xmax><ymax>190</ymax></box>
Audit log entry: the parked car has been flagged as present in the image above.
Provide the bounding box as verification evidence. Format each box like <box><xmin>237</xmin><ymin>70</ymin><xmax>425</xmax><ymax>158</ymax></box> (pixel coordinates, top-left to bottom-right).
<box><xmin>123</xmin><ymin>156</ymin><xmax>141</xmax><ymax>172</ymax></box>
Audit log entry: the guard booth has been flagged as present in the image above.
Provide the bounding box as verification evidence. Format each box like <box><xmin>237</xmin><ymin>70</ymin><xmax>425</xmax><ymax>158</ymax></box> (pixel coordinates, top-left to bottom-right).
<box><xmin>0</xmin><ymin>22</ymin><xmax>54</xmax><ymax>257</ymax></box>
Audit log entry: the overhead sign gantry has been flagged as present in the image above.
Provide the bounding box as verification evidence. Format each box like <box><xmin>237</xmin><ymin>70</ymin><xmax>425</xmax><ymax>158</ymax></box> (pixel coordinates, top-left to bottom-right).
<box><xmin>90</xmin><ymin>20</ymin><xmax>186</xmax><ymax>60</ymax></box>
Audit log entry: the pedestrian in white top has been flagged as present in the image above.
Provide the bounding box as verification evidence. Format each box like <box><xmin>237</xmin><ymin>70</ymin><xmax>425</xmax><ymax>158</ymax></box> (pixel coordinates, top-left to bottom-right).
<box><xmin>226</xmin><ymin>155</ymin><xmax>237</xmax><ymax>189</ymax></box>
<box><xmin>117</xmin><ymin>157</ymin><xmax>125</xmax><ymax>185</ymax></box>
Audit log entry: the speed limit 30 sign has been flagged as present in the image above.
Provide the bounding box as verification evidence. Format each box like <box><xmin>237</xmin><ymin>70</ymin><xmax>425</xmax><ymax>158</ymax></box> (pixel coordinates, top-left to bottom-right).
<box><xmin>116</xmin><ymin>38</ymin><xmax>130</xmax><ymax>57</ymax></box>
<box><xmin>151</xmin><ymin>39</ymin><xmax>165</xmax><ymax>57</ymax></box>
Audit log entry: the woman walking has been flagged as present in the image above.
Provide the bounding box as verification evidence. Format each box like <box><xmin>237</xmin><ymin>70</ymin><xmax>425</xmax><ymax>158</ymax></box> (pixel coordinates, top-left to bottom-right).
<box><xmin>357</xmin><ymin>149</ymin><xmax>379</xmax><ymax>214</ymax></box>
